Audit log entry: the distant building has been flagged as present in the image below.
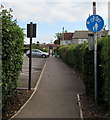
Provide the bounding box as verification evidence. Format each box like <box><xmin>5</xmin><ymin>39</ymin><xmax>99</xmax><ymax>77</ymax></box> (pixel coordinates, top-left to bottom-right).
<box><xmin>45</xmin><ymin>44</ymin><xmax>60</xmax><ymax>50</ymax></box>
<box><xmin>60</xmin><ymin>30</ymin><xmax>108</xmax><ymax>45</ymax></box>
<box><xmin>72</xmin><ymin>31</ymin><xmax>89</xmax><ymax>44</ymax></box>
<box><xmin>60</xmin><ymin>33</ymin><xmax>74</xmax><ymax>45</ymax></box>
<box><xmin>45</xmin><ymin>44</ymin><xmax>60</xmax><ymax>56</ymax></box>
<box><xmin>72</xmin><ymin>30</ymin><xmax>108</xmax><ymax>44</ymax></box>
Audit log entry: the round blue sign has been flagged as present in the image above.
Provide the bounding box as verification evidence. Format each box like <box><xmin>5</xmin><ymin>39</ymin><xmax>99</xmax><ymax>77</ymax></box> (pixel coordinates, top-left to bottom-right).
<box><xmin>86</xmin><ymin>15</ymin><xmax>104</xmax><ymax>32</ymax></box>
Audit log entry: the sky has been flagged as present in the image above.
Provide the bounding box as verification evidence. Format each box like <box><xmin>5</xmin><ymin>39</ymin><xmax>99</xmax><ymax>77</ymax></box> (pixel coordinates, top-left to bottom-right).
<box><xmin>0</xmin><ymin>0</ymin><xmax>109</xmax><ymax>44</ymax></box>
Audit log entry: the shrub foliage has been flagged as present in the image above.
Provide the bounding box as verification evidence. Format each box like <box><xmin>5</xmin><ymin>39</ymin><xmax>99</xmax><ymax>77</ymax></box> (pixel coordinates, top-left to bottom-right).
<box><xmin>58</xmin><ymin>36</ymin><xmax>110</xmax><ymax>108</ymax></box>
<box><xmin>2</xmin><ymin>9</ymin><xmax>24</xmax><ymax>106</ymax></box>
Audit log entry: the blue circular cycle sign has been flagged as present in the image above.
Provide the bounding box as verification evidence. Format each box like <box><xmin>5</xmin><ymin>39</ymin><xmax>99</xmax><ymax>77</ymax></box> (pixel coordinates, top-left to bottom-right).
<box><xmin>86</xmin><ymin>15</ymin><xmax>104</xmax><ymax>32</ymax></box>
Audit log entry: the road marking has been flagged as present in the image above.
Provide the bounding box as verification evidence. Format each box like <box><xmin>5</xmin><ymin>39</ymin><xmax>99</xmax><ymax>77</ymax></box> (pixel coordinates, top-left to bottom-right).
<box><xmin>17</xmin><ymin>87</ymin><xmax>35</xmax><ymax>90</ymax></box>
<box><xmin>77</xmin><ymin>94</ymin><xmax>84</xmax><ymax>120</ymax></box>
<box><xmin>20</xmin><ymin>73</ymin><xmax>29</xmax><ymax>76</ymax></box>
<box><xmin>11</xmin><ymin>59</ymin><xmax>48</xmax><ymax>119</ymax></box>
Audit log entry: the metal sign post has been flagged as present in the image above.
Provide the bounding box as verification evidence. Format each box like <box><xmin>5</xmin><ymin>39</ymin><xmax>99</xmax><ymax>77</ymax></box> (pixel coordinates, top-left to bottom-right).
<box><xmin>29</xmin><ymin>23</ymin><xmax>33</xmax><ymax>90</ymax></box>
<box><xmin>27</xmin><ymin>22</ymin><xmax>36</xmax><ymax>90</ymax></box>
<box><xmin>93</xmin><ymin>2</ymin><xmax>98</xmax><ymax>105</ymax></box>
<box><xmin>93</xmin><ymin>2</ymin><xmax>96</xmax><ymax>15</ymax></box>
<box><xmin>86</xmin><ymin>2</ymin><xmax>104</xmax><ymax>104</ymax></box>
<box><xmin>88</xmin><ymin>33</ymin><xmax>94</xmax><ymax>50</ymax></box>
<box><xmin>94</xmin><ymin>32</ymin><xmax>98</xmax><ymax>104</ymax></box>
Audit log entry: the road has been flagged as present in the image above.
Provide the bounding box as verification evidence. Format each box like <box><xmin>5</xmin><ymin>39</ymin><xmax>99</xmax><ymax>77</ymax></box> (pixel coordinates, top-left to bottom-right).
<box><xmin>15</xmin><ymin>56</ymin><xmax>85</xmax><ymax>118</ymax></box>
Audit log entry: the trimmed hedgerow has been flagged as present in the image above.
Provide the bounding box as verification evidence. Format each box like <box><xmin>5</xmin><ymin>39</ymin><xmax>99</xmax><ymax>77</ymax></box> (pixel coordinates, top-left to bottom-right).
<box><xmin>2</xmin><ymin>9</ymin><xmax>24</xmax><ymax>107</ymax></box>
<box><xmin>58</xmin><ymin>44</ymin><xmax>85</xmax><ymax>71</ymax></box>
<box><xmin>58</xmin><ymin>36</ymin><xmax>110</xmax><ymax>110</ymax></box>
<box><xmin>100</xmin><ymin>36</ymin><xmax>110</xmax><ymax>107</ymax></box>
<box><xmin>58</xmin><ymin>44</ymin><xmax>94</xmax><ymax>96</ymax></box>
<box><xmin>82</xmin><ymin>46</ymin><xmax>94</xmax><ymax>97</ymax></box>
<box><xmin>24</xmin><ymin>47</ymin><xmax>29</xmax><ymax>53</ymax></box>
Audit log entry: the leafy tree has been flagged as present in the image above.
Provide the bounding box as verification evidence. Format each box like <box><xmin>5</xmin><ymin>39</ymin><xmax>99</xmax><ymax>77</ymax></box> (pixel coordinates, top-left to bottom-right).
<box><xmin>32</xmin><ymin>43</ymin><xmax>47</xmax><ymax>52</ymax></box>
<box><xmin>36</xmin><ymin>41</ymin><xmax>40</xmax><ymax>45</ymax></box>
<box><xmin>54</xmin><ymin>33</ymin><xmax>62</xmax><ymax>44</ymax></box>
<box><xmin>54</xmin><ymin>39</ymin><xmax>60</xmax><ymax>44</ymax></box>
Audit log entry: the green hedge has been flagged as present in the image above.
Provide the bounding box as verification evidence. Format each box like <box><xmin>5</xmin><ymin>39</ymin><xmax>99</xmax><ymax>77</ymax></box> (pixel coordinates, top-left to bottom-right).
<box><xmin>24</xmin><ymin>48</ymin><xmax>29</xmax><ymax>53</ymax></box>
<box><xmin>101</xmin><ymin>36</ymin><xmax>110</xmax><ymax>107</ymax></box>
<box><xmin>83</xmin><ymin>46</ymin><xmax>94</xmax><ymax>97</ymax></box>
<box><xmin>58</xmin><ymin>44</ymin><xmax>94</xmax><ymax>96</ymax></box>
<box><xmin>58</xmin><ymin>36</ymin><xmax>110</xmax><ymax>108</ymax></box>
<box><xmin>2</xmin><ymin>9</ymin><xmax>24</xmax><ymax>107</ymax></box>
<box><xmin>24</xmin><ymin>45</ymin><xmax>48</xmax><ymax>53</ymax></box>
<box><xmin>58</xmin><ymin>44</ymin><xmax>86</xmax><ymax>72</ymax></box>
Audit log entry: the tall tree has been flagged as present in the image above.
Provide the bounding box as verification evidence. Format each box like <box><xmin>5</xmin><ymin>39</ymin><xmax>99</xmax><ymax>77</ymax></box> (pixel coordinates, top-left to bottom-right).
<box><xmin>54</xmin><ymin>33</ymin><xmax>62</xmax><ymax>44</ymax></box>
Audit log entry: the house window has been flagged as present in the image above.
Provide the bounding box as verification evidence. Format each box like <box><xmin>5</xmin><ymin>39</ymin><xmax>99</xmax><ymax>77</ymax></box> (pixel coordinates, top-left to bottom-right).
<box><xmin>65</xmin><ymin>41</ymin><xmax>68</xmax><ymax>44</ymax></box>
<box><xmin>78</xmin><ymin>39</ymin><xmax>87</xmax><ymax>44</ymax></box>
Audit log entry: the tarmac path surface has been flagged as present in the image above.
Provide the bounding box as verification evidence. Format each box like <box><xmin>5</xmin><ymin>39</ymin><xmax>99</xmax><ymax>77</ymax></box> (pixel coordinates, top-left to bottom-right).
<box><xmin>17</xmin><ymin>55</ymin><xmax>46</xmax><ymax>89</ymax></box>
<box><xmin>15</xmin><ymin>56</ymin><xmax>85</xmax><ymax>118</ymax></box>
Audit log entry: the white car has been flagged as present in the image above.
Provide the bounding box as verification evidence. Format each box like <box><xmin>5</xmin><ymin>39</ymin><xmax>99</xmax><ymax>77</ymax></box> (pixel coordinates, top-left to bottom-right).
<box><xmin>26</xmin><ymin>49</ymin><xmax>49</xmax><ymax>58</ymax></box>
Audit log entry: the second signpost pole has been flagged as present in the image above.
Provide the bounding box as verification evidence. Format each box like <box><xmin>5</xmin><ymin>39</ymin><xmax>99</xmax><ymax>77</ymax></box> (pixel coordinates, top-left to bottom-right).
<box><xmin>29</xmin><ymin>22</ymin><xmax>33</xmax><ymax>90</ymax></box>
<box><xmin>27</xmin><ymin>22</ymin><xmax>36</xmax><ymax>90</ymax></box>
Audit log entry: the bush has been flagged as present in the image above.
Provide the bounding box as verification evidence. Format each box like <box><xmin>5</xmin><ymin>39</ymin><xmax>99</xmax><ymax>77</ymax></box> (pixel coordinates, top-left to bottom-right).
<box><xmin>82</xmin><ymin>46</ymin><xmax>94</xmax><ymax>96</ymax></box>
<box><xmin>100</xmin><ymin>36</ymin><xmax>110</xmax><ymax>107</ymax></box>
<box><xmin>25</xmin><ymin>44</ymin><xmax>48</xmax><ymax>53</ymax></box>
<box><xmin>24</xmin><ymin>47</ymin><xmax>29</xmax><ymax>53</ymax></box>
<box><xmin>58</xmin><ymin>44</ymin><xmax>94</xmax><ymax>96</ymax></box>
<box><xmin>58</xmin><ymin>37</ymin><xmax>110</xmax><ymax>109</ymax></box>
<box><xmin>58</xmin><ymin>44</ymin><xmax>86</xmax><ymax>71</ymax></box>
<box><xmin>2</xmin><ymin>9</ymin><xmax>24</xmax><ymax>107</ymax></box>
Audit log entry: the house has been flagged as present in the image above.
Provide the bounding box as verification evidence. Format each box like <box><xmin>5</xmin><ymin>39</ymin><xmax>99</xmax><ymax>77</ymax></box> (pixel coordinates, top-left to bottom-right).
<box><xmin>72</xmin><ymin>30</ymin><xmax>109</xmax><ymax>44</ymax></box>
<box><xmin>45</xmin><ymin>44</ymin><xmax>60</xmax><ymax>50</ymax></box>
<box><xmin>60</xmin><ymin>33</ymin><xmax>74</xmax><ymax>45</ymax></box>
<box><xmin>60</xmin><ymin>30</ymin><xmax>108</xmax><ymax>45</ymax></box>
<box><xmin>45</xmin><ymin>44</ymin><xmax>60</xmax><ymax>56</ymax></box>
<box><xmin>72</xmin><ymin>31</ymin><xmax>89</xmax><ymax>44</ymax></box>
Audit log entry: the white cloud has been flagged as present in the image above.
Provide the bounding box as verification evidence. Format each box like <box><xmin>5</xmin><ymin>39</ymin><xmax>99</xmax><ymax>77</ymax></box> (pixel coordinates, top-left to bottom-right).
<box><xmin>0</xmin><ymin>0</ymin><xmax>110</xmax><ymax>2</ymax></box>
<box><xmin>1</xmin><ymin>2</ymin><xmax>108</xmax><ymax>23</ymax></box>
<box><xmin>1</xmin><ymin>1</ymin><xmax>109</xmax><ymax>43</ymax></box>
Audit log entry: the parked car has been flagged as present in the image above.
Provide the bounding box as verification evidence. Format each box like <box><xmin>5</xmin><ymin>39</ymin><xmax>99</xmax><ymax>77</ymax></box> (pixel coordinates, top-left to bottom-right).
<box><xmin>26</xmin><ymin>49</ymin><xmax>49</xmax><ymax>58</ymax></box>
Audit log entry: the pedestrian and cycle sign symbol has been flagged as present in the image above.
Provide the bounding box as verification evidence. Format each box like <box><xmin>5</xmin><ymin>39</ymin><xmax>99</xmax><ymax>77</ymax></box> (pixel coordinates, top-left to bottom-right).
<box><xmin>86</xmin><ymin>15</ymin><xmax>104</xmax><ymax>32</ymax></box>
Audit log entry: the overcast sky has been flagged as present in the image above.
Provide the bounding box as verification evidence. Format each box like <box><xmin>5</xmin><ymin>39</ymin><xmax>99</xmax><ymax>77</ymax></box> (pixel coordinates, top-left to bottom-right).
<box><xmin>0</xmin><ymin>0</ymin><xmax>109</xmax><ymax>44</ymax></box>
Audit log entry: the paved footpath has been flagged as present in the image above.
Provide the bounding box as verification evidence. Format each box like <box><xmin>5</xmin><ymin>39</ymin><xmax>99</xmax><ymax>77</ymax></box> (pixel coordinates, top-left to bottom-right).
<box><xmin>15</xmin><ymin>56</ymin><xmax>85</xmax><ymax>118</ymax></box>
